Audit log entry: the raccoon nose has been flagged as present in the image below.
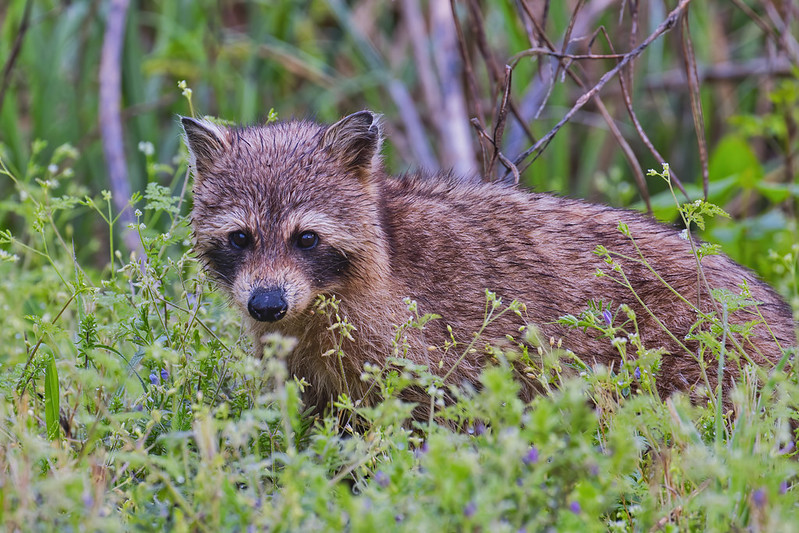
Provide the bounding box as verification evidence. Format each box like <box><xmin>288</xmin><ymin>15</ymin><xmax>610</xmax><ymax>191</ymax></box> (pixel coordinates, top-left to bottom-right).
<box><xmin>248</xmin><ymin>288</ymin><xmax>289</xmax><ymax>322</ymax></box>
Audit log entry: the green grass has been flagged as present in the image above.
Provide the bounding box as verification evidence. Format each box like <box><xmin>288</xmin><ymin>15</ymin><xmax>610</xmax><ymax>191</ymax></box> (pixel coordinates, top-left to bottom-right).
<box><xmin>1</xmin><ymin>0</ymin><xmax>798</xmax><ymax>530</ymax></box>
<box><xmin>1</xmin><ymin>138</ymin><xmax>798</xmax><ymax>530</ymax></box>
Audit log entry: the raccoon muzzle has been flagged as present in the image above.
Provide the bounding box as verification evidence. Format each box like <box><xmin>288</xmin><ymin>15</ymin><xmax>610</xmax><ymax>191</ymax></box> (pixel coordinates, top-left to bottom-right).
<box><xmin>248</xmin><ymin>287</ymin><xmax>289</xmax><ymax>322</ymax></box>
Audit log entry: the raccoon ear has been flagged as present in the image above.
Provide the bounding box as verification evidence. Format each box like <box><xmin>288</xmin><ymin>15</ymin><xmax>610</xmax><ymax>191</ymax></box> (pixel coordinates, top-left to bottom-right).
<box><xmin>322</xmin><ymin>110</ymin><xmax>383</xmax><ymax>178</ymax></box>
<box><xmin>180</xmin><ymin>116</ymin><xmax>230</xmax><ymax>174</ymax></box>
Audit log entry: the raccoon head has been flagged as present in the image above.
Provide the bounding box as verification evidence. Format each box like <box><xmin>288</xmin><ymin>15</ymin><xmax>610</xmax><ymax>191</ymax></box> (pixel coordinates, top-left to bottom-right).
<box><xmin>181</xmin><ymin>111</ymin><xmax>389</xmax><ymax>327</ymax></box>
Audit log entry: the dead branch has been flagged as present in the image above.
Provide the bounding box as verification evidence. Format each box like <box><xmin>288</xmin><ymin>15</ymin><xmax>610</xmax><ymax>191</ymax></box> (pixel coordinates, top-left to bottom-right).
<box><xmin>511</xmin><ymin>0</ymin><xmax>695</xmax><ymax>173</ymax></box>
<box><xmin>680</xmin><ymin>14</ymin><xmax>709</xmax><ymax>201</ymax></box>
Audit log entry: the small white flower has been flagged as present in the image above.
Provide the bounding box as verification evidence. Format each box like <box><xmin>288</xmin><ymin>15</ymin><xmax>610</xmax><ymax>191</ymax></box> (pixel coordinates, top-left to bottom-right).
<box><xmin>47</xmin><ymin>164</ymin><xmax>58</xmax><ymax>174</ymax></box>
<box><xmin>138</xmin><ymin>141</ymin><xmax>155</xmax><ymax>157</ymax></box>
<box><xmin>679</xmin><ymin>229</ymin><xmax>689</xmax><ymax>240</ymax></box>
<box><xmin>0</xmin><ymin>250</ymin><xmax>20</xmax><ymax>262</ymax></box>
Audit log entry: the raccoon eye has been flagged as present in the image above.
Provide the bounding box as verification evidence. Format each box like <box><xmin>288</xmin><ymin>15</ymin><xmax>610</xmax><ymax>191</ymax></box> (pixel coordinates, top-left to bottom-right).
<box><xmin>229</xmin><ymin>231</ymin><xmax>250</xmax><ymax>249</ymax></box>
<box><xmin>296</xmin><ymin>231</ymin><xmax>319</xmax><ymax>250</ymax></box>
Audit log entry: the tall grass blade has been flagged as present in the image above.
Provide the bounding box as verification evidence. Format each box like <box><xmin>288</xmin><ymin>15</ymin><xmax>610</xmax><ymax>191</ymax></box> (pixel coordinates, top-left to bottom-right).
<box><xmin>44</xmin><ymin>352</ymin><xmax>60</xmax><ymax>441</ymax></box>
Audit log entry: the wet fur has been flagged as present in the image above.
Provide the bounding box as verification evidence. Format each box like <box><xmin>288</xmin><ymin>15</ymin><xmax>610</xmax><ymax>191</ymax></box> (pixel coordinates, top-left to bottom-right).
<box><xmin>182</xmin><ymin>112</ymin><xmax>796</xmax><ymax>415</ymax></box>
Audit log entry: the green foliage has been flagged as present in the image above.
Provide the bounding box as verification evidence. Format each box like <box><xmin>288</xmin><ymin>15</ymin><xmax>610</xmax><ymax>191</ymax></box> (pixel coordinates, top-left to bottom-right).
<box><xmin>1</xmin><ymin>1</ymin><xmax>798</xmax><ymax>530</ymax></box>
<box><xmin>44</xmin><ymin>352</ymin><xmax>60</xmax><ymax>441</ymax></box>
<box><xmin>1</xmin><ymin>140</ymin><xmax>798</xmax><ymax>531</ymax></box>
<box><xmin>643</xmin><ymin>74</ymin><xmax>799</xmax><ymax>299</ymax></box>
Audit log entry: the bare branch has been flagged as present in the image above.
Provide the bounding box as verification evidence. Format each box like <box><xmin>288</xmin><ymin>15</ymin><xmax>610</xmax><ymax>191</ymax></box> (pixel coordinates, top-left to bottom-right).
<box><xmin>511</xmin><ymin>0</ymin><xmax>695</xmax><ymax>172</ymax></box>
<box><xmin>470</xmin><ymin>118</ymin><xmax>519</xmax><ymax>184</ymax></box>
<box><xmin>680</xmin><ymin>13</ymin><xmax>709</xmax><ymax>201</ymax></box>
<box><xmin>449</xmin><ymin>0</ymin><xmax>487</xmax><ymax>129</ymax></box>
<box><xmin>488</xmin><ymin>66</ymin><xmax>514</xmax><ymax>181</ymax></box>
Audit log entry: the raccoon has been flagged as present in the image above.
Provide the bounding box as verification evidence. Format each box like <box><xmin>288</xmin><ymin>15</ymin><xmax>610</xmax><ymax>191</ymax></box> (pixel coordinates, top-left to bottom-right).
<box><xmin>181</xmin><ymin>110</ymin><xmax>795</xmax><ymax>414</ymax></box>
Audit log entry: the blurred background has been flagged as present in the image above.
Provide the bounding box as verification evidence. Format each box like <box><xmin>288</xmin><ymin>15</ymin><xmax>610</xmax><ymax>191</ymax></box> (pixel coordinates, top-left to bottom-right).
<box><xmin>0</xmin><ymin>0</ymin><xmax>797</xmax><ymax>290</ymax></box>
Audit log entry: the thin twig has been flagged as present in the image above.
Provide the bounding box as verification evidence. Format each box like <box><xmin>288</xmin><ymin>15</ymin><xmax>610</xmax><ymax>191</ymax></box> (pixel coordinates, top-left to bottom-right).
<box><xmin>728</xmin><ymin>0</ymin><xmax>781</xmax><ymax>49</ymax></box>
<box><xmin>626</xmin><ymin>0</ymin><xmax>639</xmax><ymax>91</ymax></box>
<box><xmin>488</xmin><ymin>66</ymin><xmax>514</xmax><ymax>180</ymax></box>
<box><xmin>680</xmin><ymin>13</ymin><xmax>709</xmax><ymax>200</ymax></box>
<box><xmin>763</xmin><ymin>0</ymin><xmax>799</xmax><ymax>65</ymax></box>
<box><xmin>508</xmin><ymin>48</ymin><xmax>629</xmax><ymax>64</ymax></box>
<box><xmin>593</xmin><ymin>94</ymin><xmax>653</xmax><ymax>212</ymax></box>
<box><xmin>595</xmin><ymin>25</ymin><xmax>680</xmax><ymax>208</ymax></box>
<box><xmin>449</xmin><ymin>0</ymin><xmax>486</xmax><ymax>128</ymax></box>
<box><xmin>465</xmin><ymin>0</ymin><xmax>502</xmax><ymax>92</ymax></box>
<box><xmin>557</xmin><ymin>0</ymin><xmax>586</xmax><ymax>80</ymax></box>
<box><xmin>517</xmin><ymin>0</ymin><xmax>558</xmax><ymax>120</ymax></box>
<box><xmin>511</xmin><ymin>0</ymin><xmax>695</xmax><ymax>170</ymax></box>
<box><xmin>470</xmin><ymin>118</ymin><xmax>519</xmax><ymax>184</ymax></box>
<box><xmin>516</xmin><ymin>0</ymin><xmax>675</xmax><ymax>203</ymax></box>
<box><xmin>462</xmin><ymin>0</ymin><xmax>537</xmax><ymax>148</ymax></box>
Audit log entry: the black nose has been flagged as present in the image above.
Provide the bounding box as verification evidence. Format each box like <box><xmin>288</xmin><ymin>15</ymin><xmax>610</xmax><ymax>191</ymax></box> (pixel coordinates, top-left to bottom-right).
<box><xmin>247</xmin><ymin>288</ymin><xmax>289</xmax><ymax>322</ymax></box>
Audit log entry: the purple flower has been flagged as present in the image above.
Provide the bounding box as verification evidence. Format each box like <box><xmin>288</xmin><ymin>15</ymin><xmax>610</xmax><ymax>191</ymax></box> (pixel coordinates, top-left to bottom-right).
<box><xmin>474</xmin><ymin>422</ymin><xmax>486</xmax><ymax>436</ymax></box>
<box><xmin>634</xmin><ymin>367</ymin><xmax>641</xmax><ymax>380</ymax></box>
<box><xmin>778</xmin><ymin>441</ymin><xmax>794</xmax><ymax>455</ymax></box>
<box><xmin>569</xmin><ymin>501</ymin><xmax>581</xmax><ymax>514</ymax></box>
<box><xmin>602</xmin><ymin>309</ymin><xmax>612</xmax><ymax>326</ymax></box>
<box><xmin>149</xmin><ymin>372</ymin><xmax>159</xmax><ymax>385</ymax></box>
<box><xmin>160</xmin><ymin>368</ymin><xmax>169</xmax><ymax>382</ymax></box>
<box><xmin>82</xmin><ymin>490</ymin><xmax>94</xmax><ymax>509</ymax></box>
<box><xmin>464</xmin><ymin>501</ymin><xmax>477</xmax><ymax>518</ymax></box>
<box><xmin>780</xmin><ymin>481</ymin><xmax>789</xmax><ymax>495</ymax></box>
<box><xmin>523</xmin><ymin>446</ymin><xmax>539</xmax><ymax>465</ymax></box>
<box><xmin>752</xmin><ymin>488</ymin><xmax>766</xmax><ymax>507</ymax></box>
<box><xmin>374</xmin><ymin>471</ymin><xmax>390</xmax><ymax>488</ymax></box>
<box><xmin>414</xmin><ymin>442</ymin><xmax>429</xmax><ymax>460</ymax></box>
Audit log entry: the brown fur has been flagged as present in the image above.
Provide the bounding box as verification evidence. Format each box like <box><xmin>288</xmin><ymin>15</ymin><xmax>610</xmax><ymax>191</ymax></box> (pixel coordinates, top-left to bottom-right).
<box><xmin>182</xmin><ymin>111</ymin><xmax>796</xmax><ymax>414</ymax></box>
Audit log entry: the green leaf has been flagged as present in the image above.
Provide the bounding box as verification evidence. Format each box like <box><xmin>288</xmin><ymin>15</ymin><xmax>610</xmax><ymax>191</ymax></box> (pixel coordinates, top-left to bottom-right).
<box><xmin>754</xmin><ymin>182</ymin><xmax>799</xmax><ymax>204</ymax></box>
<box><xmin>44</xmin><ymin>353</ymin><xmax>60</xmax><ymax>441</ymax></box>
<box><xmin>708</xmin><ymin>135</ymin><xmax>763</xmax><ymax>190</ymax></box>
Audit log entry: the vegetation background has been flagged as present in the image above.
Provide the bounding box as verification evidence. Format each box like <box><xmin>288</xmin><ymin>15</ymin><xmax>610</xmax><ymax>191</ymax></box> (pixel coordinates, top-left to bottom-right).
<box><xmin>0</xmin><ymin>0</ymin><xmax>797</xmax><ymax>530</ymax></box>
